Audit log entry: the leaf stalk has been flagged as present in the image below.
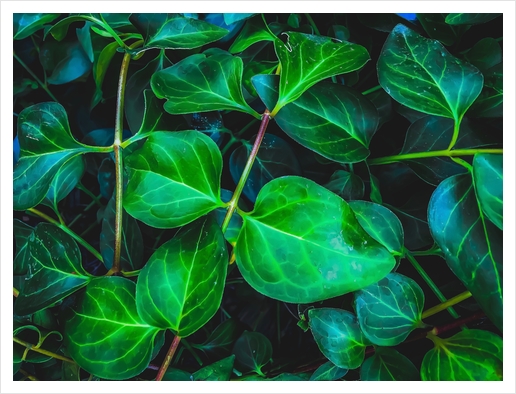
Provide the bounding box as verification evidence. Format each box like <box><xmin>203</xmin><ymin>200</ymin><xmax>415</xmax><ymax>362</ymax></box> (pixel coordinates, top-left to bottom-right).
<box><xmin>13</xmin><ymin>337</ymin><xmax>76</xmax><ymax>364</ymax></box>
<box><xmin>368</xmin><ymin>148</ymin><xmax>503</xmax><ymax>165</ymax></box>
<box><xmin>422</xmin><ymin>290</ymin><xmax>472</xmax><ymax>319</ymax></box>
<box><xmin>155</xmin><ymin>335</ymin><xmax>181</xmax><ymax>381</ymax></box>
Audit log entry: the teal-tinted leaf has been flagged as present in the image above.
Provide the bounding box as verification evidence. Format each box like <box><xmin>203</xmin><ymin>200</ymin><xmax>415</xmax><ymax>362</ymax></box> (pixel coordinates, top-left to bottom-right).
<box><xmin>378</xmin><ymin>24</ymin><xmax>483</xmax><ymax>122</ymax></box>
<box><xmin>445</xmin><ymin>13</ymin><xmax>501</xmax><ymax>25</ymax></box>
<box><xmin>14</xmin><ymin>13</ymin><xmax>60</xmax><ymax>40</ymax></box>
<box><xmin>163</xmin><ymin>368</ymin><xmax>192</xmax><ymax>381</ymax></box>
<box><xmin>192</xmin><ymin>318</ymin><xmax>241</xmax><ymax>355</ymax></box>
<box><xmin>213</xmin><ymin>189</ymin><xmax>246</xmax><ymax>244</ymax></box>
<box><xmin>417</xmin><ymin>13</ymin><xmax>461</xmax><ymax>46</ymax></box>
<box><xmin>224</xmin><ymin>13</ymin><xmax>256</xmax><ymax>25</ymax></box>
<box><xmin>46</xmin><ymin>14</ymin><xmax>132</xmax><ymax>41</ymax></box>
<box><xmin>469</xmin><ymin>63</ymin><xmax>503</xmax><ymax>118</ymax></box>
<box><xmin>91</xmin><ymin>41</ymin><xmax>119</xmax><ymax>110</ymax></box>
<box><xmin>100</xmin><ymin>192</ymin><xmax>144</xmax><ymax>271</ymax></box>
<box><xmin>360</xmin><ymin>347</ymin><xmax>420</xmax><ymax>381</ymax></box>
<box><xmin>324</xmin><ymin>170</ymin><xmax>364</xmax><ymax>201</ymax></box>
<box><xmin>14</xmin><ymin>102</ymin><xmax>89</xmax><ymax>211</ymax></box>
<box><xmin>14</xmin><ymin>219</ymin><xmax>33</xmax><ymax>275</ymax></box>
<box><xmin>44</xmin><ymin>40</ymin><xmax>92</xmax><ymax>85</ymax></box>
<box><xmin>349</xmin><ymin>201</ymin><xmax>404</xmax><ymax>254</ymax></box>
<box><xmin>309</xmin><ymin>361</ymin><xmax>348</xmax><ymax>381</ymax></box>
<box><xmin>473</xmin><ymin>153</ymin><xmax>503</xmax><ymax>230</ymax></box>
<box><xmin>243</xmin><ymin>60</ymin><xmax>278</xmax><ymax>96</ymax></box>
<box><xmin>232</xmin><ymin>331</ymin><xmax>272</xmax><ymax>376</ymax></box>
<box><xmin>288</xmin><ymin>13</ymin><xmax>301</xmax><ymax>28</ymax></box>
<box><xmin>368</xmin><ymin>89</ymin><xmax>393</xmax><ymax>128</ymax></box>
<box><xmin>308</xmin><ymin>308</ymin><xmax>368</xmax><ymax>369</ymax></box>
<box><xmin>421</xmin><ymin>330</ymin><xmax>503</xmax><ymax>380</ymax></box>
<box><xmin>272</xmin><ymin>31</ymin><xmax>370</xmax><ymax>113</ymax></box>
<box><xmin>14</xmin><ymin>223</ymin><xmax>91</xmax><ymax>316</ymax></box>
<box><xmin>396</xmin><ymin>104</ymin><xmax>427</xmax><ymax>123</ymax></box>
<box><xmin>43</xmin><ymin>155</ymin><xmax>85</xmax><ymax>208</ymax></box>
<box><xmin>136</xmin><ymin>216</ymin><xmax>228</xmax><ymax>336</ymax></box>
<box><xmin>358</xmin><ymin>14</ymin><xmax>417</xmax><ymax>33</ymax></box>
<box><xmin>192</xmin><ymin>355</ymin><xmax>235</xmax><ymax>381</ymax></box>
<box><xmin>130</xmin><ymin>13</ymin><xmax>228</xmax><ymax>51</ymax></box>
<box><xmin>151</xmin><ymin>51</ymin><xmax>260</xmax><ymax>118</ymax></box>
<box><xmin>230</xmin><ymin>134</ymin><xmax>301</xmax><ymax>203</ymax></box>
<box><xmin>236</xmin><ymin>176</ymin><xmax>395</xmax><ymax>303</ymax></box>
<box><xmin>64</xmin><ymin>277</ymin><xmax>162</xmax><ymax>380</ymax></box>
<box><xmin>354</xmin><ymin>273</ymin><xmax>425</xmax><ymax>346</ymax></box>
<box><xmin>97</xmin><ymin>157</ymin><xmax>115</xmax><ymax>199</ymax></box>
<box><xmin>428</xmin><ymin>173</ymin><xmax>502</xmax><ymax>331</ymax></box>
<box><xmin>13</xmin><ymin>320</ymin><xmax>63</xmax><ymax>364</ymax></box>
<box><xmin>76</xmin><ymin>22</ymin><xmax>94</xmax><ymax>62</ymax></box>
<box><xmin>124</xmin><ymin>131</ymin><xmax>225</xmax><ymax>229</ymax></box>
<box><xmin>463</xmin><ymin>38</ymin><xmax>502</xmax><ymax>74</ymax></box>
<box><xmin>229</xmin><ymin>15</ymin><xmax>275</xmax><ymax>54</ymax></box>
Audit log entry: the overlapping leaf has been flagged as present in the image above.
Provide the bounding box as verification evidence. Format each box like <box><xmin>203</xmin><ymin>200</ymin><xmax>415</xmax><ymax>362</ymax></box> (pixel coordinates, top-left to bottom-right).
<box><xmin>192</xmin><ymin>355</ymin><xmax>235</xmax><ymax>381</ymax></box>
<box><xmin>324</xmin><ymin>170</ymin><xmax>364</xmax><ymax>201</ymax></box>
<box><xmin>213</xmin><ymin>189</ymin><xmax>247</xmax><ymax>244</ymax></box>
<box><xmin>470</xmin><ymin>63</ymin><xmax>503</xmax><ymax>118</ymax></box>
<box><xmin>309</xmin><ymin>361</ymin><xmax>348</xmax><ymax>381</ymax></box>
<box><xmin>192</xmin><ymin>318</ymin><xmax>241</xmax><ymax>355</ymax></box>
<box><xmin>473</xmin><ymin>153</ymin><xmax>503</xmax><ymax>230</ymax></box>
<box><xmin>232</xmin><ymin>331</ymin><xmax>272</xmax><ymax>376</ymax></box>
<box><xmin>43</xmin><ymin>155</ymin><xmax>85</xmax><ymax>209</ymax></box>
<box><xmin>229</xmin><ymin>15</ymin><xmax>275</xmax><ymax>53</ymax></box>
<box><xmin>14</xmin><ymin>219</ymin><xmax>33</xmax><ymax>275</ymax></box>
<box><xmin>445</xmin><ymin>13</ymin><xmax>501</xmax><ymax>25</ymax></box>
<box><xmin>14</xmin><ymin>13</ymin><xmax>60</xmax><ymax>40</ymax></box>
<box><xmin>463</xmin><ymin>38</ymin><xmax>502</xmax><ymax>74</ymax></box>
<box><xmin>360</xmin><ymin>347</ymin><xmax>420</xmax><ymax>381</ymax></box>
<box><xmin>224</xmin><ymin>13</ymin><xmax>256</xmax><ymax>25</ymax></box>
<box><xmin>417</xmin><ymin>13</ymin><xmax>461</xmax><ymax>47</ymax></box>
<box><xmin>13</xmin><ymin>320</ymin><xmax>63</xmax><ymax>364</ymax></box>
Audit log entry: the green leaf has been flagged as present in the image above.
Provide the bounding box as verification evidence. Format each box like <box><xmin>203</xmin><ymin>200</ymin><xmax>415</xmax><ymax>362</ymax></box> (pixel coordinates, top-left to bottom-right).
<box><xmin>14</xmin><ymin>102</ymin><xmax>89</xmax><ymax>211</ymax></box>
<box><xmin>421</xmin><ymin>330</ymin><xmax>503</xmax><ymax>380</ymax></box>
<box><xmin>192</xmin><ymin>355</ymin><xmax>235</xmax><ymax>381</ymax></box>
<box><xmin>473</xmin><ymin>153</ymin><xmax>503</xmax><ymax>230</ymax></box>
<box><xmin>43</xmin><ymin>155</ymin><xmax>85</xmax><ymax>209</ymax></box>
<box><xmin>124</xmin><ymin>130</ymin><xmax>225</xmax><ymax>229</ymax></box>
<box><xmin>354</xmin><ymin>273</ymin><xmax>425</xmax><ymax>346</ymax></box>
<box><xmin>360</xmin><ymin>347</ymin><xmax>420</xmax><ymax>381</ymax></box>
<box><xmin>325</xmin><ymin>170</ymin><xmax>364</xmax><ymax>201</ymax></box>
<box><xmin>368</xmin><ymin>88</ymin><xmax>393</xmax><ymax>128</ymax></box>
<box><xmin>469</xmin><ymin>63</ymin><xmax>503</xmax><ymax>118</ymax></box>
<box><xmin>91</xmin><ymin>41</ymin><xmax>119</xmax><ymax>110</ymax></box>
<box><xmin>348</xmin><ymin>201</ymin><xmax>404</xmax><ymax>254</ymax></box>
<box><xmin>192</xmin><ymin>318</ymin><xmax>241</xmax><ymax>355</ymax></box>
<box><xmin>151</xmin><ymin>51</ymin><xmax>260</xmax><ymax>118</ymax></box>
<box><xmin>243</xmin><ymin>60</ymin><xmax>278</xmax><ymax>96</ymax></box>
<box><xmin>213</xmin><ymin>189</ymin><xmax>247</xmax><ymax>244</ymax></box>
<box><xmin>236</xmin><ymin>176</ymin><xmax>395</xmax><ymax>303</ymax></box>
<box><xmin>272</xmin><ymin>31</ymin><xmax>370</xmax><ymax>113</ymax></box>
<box><xmin>64</xmin><ymin>277</ymin><xmax>162</xmax><ymax>380</ymax></box>
<box><xmin>308</xmin><ymin>308</ymin><xmax>368</xmax><ymax>369</ymax></box>
<box><xmin>358</xmin><ymin>14</ymin><xmax>416</xmax><ymax>33</ymax></box>
<box><xmin>76</xmin><ymin>22</ymin><xmax>94</xmax><ymax>62</ymax></box>
<box><xmin>100</xmin><ymin>192</ymin><xmax>144</xmax><ymax>271</ymax></box>
<box><xmin>43</xmin><ymin>40</ymin><xmax>92</xmax><ymax>85</ymax></box>
<box><xmin>229</xmin><ymin>134</ymin><xmax>301</xmax><ymax>202</ymax></box>
<box><xmin>224</xmin><ymin>13</ymin><xmax>256</xmax><ymax>25</ymax></box>
<box><xmin>253</xmin><ymin>75</ymin><xmax>379</xmax><ymax>163</ymax></box>
<box><xmin>46</xmin><ymin>14</ymin><xmax>132</xmax><ymax>41</ymax></box>
<box><xmin>229</xmin><ymin>15</ymin><xmax>275</xmax><ymax>54</ymax></box>
<box><xmin>309</xmin><ymin>361</ymin><xmax>348</xmax><ymax>381</ymax></box>
<box><xmin>13</xmin><ymin>320</ymin><xmax>63</xmax><ymax>364</ymax></box>
<box><xmin>14</xmin><ymin>223</ymin><xmax>91</xmax><ymax>316</ymax></box>
<box><xmin>428</xmin><ymin>173</ymin><xmax>502</xmax><ymax>331</ymax></box>
<box><xmin>136</xmin><ymin>216</ymin><xmax>228</xmax><ymax>336</ymax></box>
<box><xmin>14</xmin><ymin>13</ymin><xmax>60</xmax><ymax>40</ymax></box>
<box><xmin>445</xmin><ymin>13</ymin><xmax>501</xmax><ymax>25</ymax></box>
<box><xmin>130</xmin><ymin>13</ymin><xmax>228</xmax><ymax>50</ymax></box>
<box><xmin>14</xmin><ymin>219</ymin><xmax>33</xmax><ymax>275</ymax></box>
<box><xmin>463</xmin><ymin>38</ymin><xmax>502</xmax><ymax>74</ymax></box>
<box><xmin>417</xmin><ymin>13</ymin><xmax>461</xmax><ymax>46</ymax></box>
<box><xmin>163</xmin><ymin>368</ymin><xmax>192</xmax><ymax>381</ymax></box>
<box><xmin>232</xmin><ymin>331</ymin><xmax>272</xmax><ymax>376</ymax></box>
<box><xmin>377</xmin><ymin>24</ymin><xmax>483</xmax><ymax>123</ymax></box>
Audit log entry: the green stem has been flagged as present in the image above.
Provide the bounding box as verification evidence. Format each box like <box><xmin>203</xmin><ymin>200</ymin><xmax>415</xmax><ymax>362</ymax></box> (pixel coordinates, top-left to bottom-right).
<box><xmin>13</xmin><ymin>337</ymin><xmax>76</xmax><ymax>364</ymax></box>
<box><xmin>181</xmin><ymin>339</ymin><xmax>203</xmax><ymax>366</ymax></box>
<box><xmin>447</xmin><ymin>118</ymin><xmax>461</xmax><ymax>150</ymax></box>
<box><xmin>120</xmin><ymin>269</ymin><xmax>141</xmax><ymax>277</ymax></box>
<box><xmin>19</xmin><ymin>369</ymin><xmax>39</xmax><ymax>381</ymax></box>
<box><xmin>220</xmin><ymin>136</ymin><xmax>239</xmax><ymax>156</ymax></box>
<box><xmin>422</xmin><ymin>290</ymin><xmax>472</xmax><ymax>320</ymax></box>
<box><xmin>221</xmin><ymin>111</ymin><xmax>271</xmax><ymax>233</ymax></box>
<box><xmin>28</xmin><ymin>208</ymin><xmax>103</xmax><ymax>263</ymax></box>
<box><xmin>236</xmin><ymin>118</ymin><xmax>260</xmax><ymax>138</ymax></box>
<box><xmin>361</xmin><ymin>85</ymin><xmax>382</xmax><ymax>95</ymax></box>
<box><xmin>404</xmin><ymin>249</ymin><xmax>459</xmax><ymax>319</ymax></box>
<box><xmin>450</xmin><ymin>156</ymin><xmax>473</xmax><ymax>171</ymax></box>
<box><xmin>13</xmin><ymin>52</ymin><xmax>58</xmax><ymax>102</ymax></box>
<box><xmin>368</xmin><ymin>148</ymin><xmax>503</xmax><ymax>165</ymax></box>
<box><xmin>155</xmin><ymin>335</ymin><xmax>181</xmax><ymax>381</ymax></box>
<box><xmin>94</xmin><ymin>15</ymin><xmax>127</xmax><ymax>48</ymax></box>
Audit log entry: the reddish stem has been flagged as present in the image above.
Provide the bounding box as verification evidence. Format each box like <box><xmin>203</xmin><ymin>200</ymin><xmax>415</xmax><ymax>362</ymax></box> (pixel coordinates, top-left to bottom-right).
<box><xmin>155</xmin><ymin>335</ymin><xmax>181</xmax><ymax>381</ymax></box>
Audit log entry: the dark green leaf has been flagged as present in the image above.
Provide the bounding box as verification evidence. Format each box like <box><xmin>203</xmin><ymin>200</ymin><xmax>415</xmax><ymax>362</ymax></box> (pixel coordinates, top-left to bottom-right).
<box><xmin>325</xmin><ymin>170</ymin><xmax>364</xmax><ymax>201</ymax></box>
<box><xmin>421</xmin><ymin>330</ymin><xmax>502</xmax><ymax>380</ymax></box>
<box><xmin>445</xmin><ymin>13</ymin><xmax>501</xmax><ymax>25</ymax></box>
<box><xmin>473</xmin><ymin>153</ymin><xmax>503</xmax><ymax>230</ymax></box>
<box><xmin>417</xmin><ymin>14</ymin><xmax>460</xmax><ymax>46</ymax></box>
<box><xmin>368</xmin><ymin>89</ymin><xmax>393</xmax><ymax>128</ymax></box>
<box><xmin>43</xmin><ymin>155</ymin><xmax>85</xmax><ymax>208</ymax></box>
<box><xmin>428</xmin><ymin>173</ymin><xmax>502</xmax><ymax>331</ymax></box>
<box><xmin>469</xmin><ymin>63</ymin><xmax>503</xmax><ymax>118</ymax></box>
<box><xmin>46</xmin><ymin>14</ymin><xmax>132</xmax><ymax>41</ymax></box>
<box><xmin>136</xmin><ymin>216</ymin><xmax>228</xmax><ymax>336</ymax></box>
<box><xmin>358</xmin><ymin>14</ymin><xmax>416</xmax><ymax>33</ymax></box>
<box><xmin>288</xmin><ymin>14</ymin><xmax>301</xmax><ymax>29</ymax></box>
<box><xmin>229</xmin><ymin>15</ymin><xmax>275</xmax><ymax>54</ymax></box>
<box><xmin>236</xmin><ymin>177</ymin><xmax>395</xmax><ymax>303</ymax></box>
<box><xmin>354</xmin><ymin>273</ymin><xmax>425</xmax><ymax>346</ymax></box>
<box><xmin>124</xmin><ymin>130</ymin><xmax>225</xmax><ymax>229</ymax></box>
<box><xmin>97</xmin><ymin>157</ymin><xmax>115</xmax><ymax>199</ymax></box>
<box><xmin>14</xmin><ymin>219</ymin><xmax>33</xmax><ymax>275</ymax></box>
<box><xmin>43</xmin><ymin>40</ymin><xmax>92</xmax><ymax>85</ymax></box>
<box><xmin>91</xmin><ymin>41</ymin><xmax>119</xmax><ymax>110</ymax></box>
<box><xmin>360</xmin><ymin>347</ymin><xmax>420</xmax><ymax>381</ymax></box>
<box><xmin>14</xmin><ymin>223</ymin><xmax>91</xmax><ymax>316</ymax></box>
<box><xmin>64</xmin><ymin>277</ymin><xmax>162</xmax><ymax>380</ymax></box>
<box><xmin>192</xmin><ymin>355</ymin><xmax>235</xmax><ymax>381</ymax></box>
<box><xmin>378</xmin><ymin>24</ymin><xmax>483</xmax><ymax>122</ymax></box>
<box><xmin>309</xmin><ymin>361</ymin><xmax>348</xmax><ymax>381</ymax></box>
<box><xmin>192</xmin><ymin>318</ymin><xmax>241</xmax><ymax>354</ymax></box>
<box><xmin>13</xmin><ymin>320</ymin><xmax>63</xmax><ymax>364</ymax></box>
<box><xmin>62</xmin><ymin>362</ymin><xmax>81</xmax><ymax>381</ymax></box>
<box><xmin>76</xmin><ymin>22</ymin><xmax>94</xmax><ymax>62</ymax></box>
<box><xmin>463</xmin><ymin>38</ymin><xmax>502</xmax><ymax>74</ymax></box>
<box><xmin>242</xmin><ymin>60</ymin><xmax>278</xmax><ymax>96</ymax></box>
<box><xmin>396</xmin><ymin>104</ymin><xmax>427</xmax><ymax>123</ymax></box>
<box><xmin>308</xmin><ymin>308</ymin><xmax>367</xmax><ymax>369</ymax></box>
<box><xmin>224</xmin><ymin>13</ymin><xmax>256</xmax><ymax>25</ymax></box>
<box><xmin>232</xmin><ymin>331</ymin><xmax>272</xmax><ymax>376</ymax></box>
<box><xmin>163</xmin><ymin>368</ymin><xmax>192</xmax><ymax>381</ymax></box>
<box><xmin>14</xmin><ymin>13</ymin><xmax>60</xmax><ymax>40</ymax></box>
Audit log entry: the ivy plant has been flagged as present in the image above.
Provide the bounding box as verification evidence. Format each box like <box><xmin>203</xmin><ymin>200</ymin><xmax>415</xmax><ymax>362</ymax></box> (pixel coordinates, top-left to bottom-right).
<box><xmin>13</xmin><ymin>12</ymin><xmax>503</xmax><ymax>382</ymax></box>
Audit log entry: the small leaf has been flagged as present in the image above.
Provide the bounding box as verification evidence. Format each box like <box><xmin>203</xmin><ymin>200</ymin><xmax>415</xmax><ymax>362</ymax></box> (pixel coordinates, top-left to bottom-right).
<box><xmin>124</xmin><ymin>130</ymin><xmax>225</xmax><ymax>229</ymax></box>
<box><xmin>445</xmin><ymin>13</ymin><xmax>501</xmax><ymax>25</ymax></box>
<box><xmin>308</xmin><ymin>308</ymin><xmax>367</xmax><ymax>369</ymax></box>
<box><xmin>14</xmin><ymin>219</ymin><xmax>33</xmax><ymax>275</ymax></box>
<box><xmin>229</xmin><ymin>15</ymin><xmax>275</xmax><ymax>54</ymax></box>
<box><xmin>417</xmin><ymin>13</ymin><xmax>461</xmax><ymax>47</ymax></box>
<box><xmin>421</xmin><ymin>330</ymin><xmax>502</xmax><ymax>380</ymax></box>
<box><xmin>136</xmin><ymin>216</ymin><xmax>228</xmax><ymax>336</ymax></box>
<box><xmin>64</xmin><ymin>277</ymin><xmax>162</xmax><ymax>380</ymax></box>
<box><xmin>224</xmin><ymin>13</ymin><xmax>256</xmax><ymax>25</ymax></box>
<box><xmin>14</xmin><ymin>13</ymin><xmax>60</xmax><ymax>40</ymax></box>
<box><xmin>192</xmin><ymin>355</ymin><xmax>235</xmax><ymax>381</ymax></box>
<box><xmin>43</xmin><ymin>155</ymin><xmax>85</xmax><ymax>208</ymax></box>
<box><xmin>463</xmin><ymin>38</ymin><xmax>502</xmax><ymax>74</ymax></box>
<box><xmin>309</xmin><ymin>361</ymin><xmax>348</xmax><ymax>381</ymax></box>
<box><xmin>192</xmin><ymin>318</ymin><xmax>241</xmax><ymax>355</ymax></box>
<box><xmin>354</xmin><ymin>273</ymin><xmax>425</xmax><ymax>346</ymax></box>
<box><xmin>473</xmin><ymin>153</ymin><xmax>502</xmax><ymax>230</ymax></box>
<box><xmin>325</xmin><ymin>170</ymin><xmax>364</xmax><ymax>201</ymax></box>
<box><xmin>44</xmin><ymin>40</ymin><xmax>92</xmax><ymax>85</ymax></box>
<box><xmin>91</xmin><ymin>41</ymin><xmax>119</xmax><ymax>110</ymax></box>
<box><xmin>232</xmin><ymin>331</ymin><xmax>272</xmax><ymax>376</ymax></box>
<box><xmin>360</xmin><ymin>347</ymin><xmax>420</xmax><ymax>381</ymax></box>
<box><xmin>76</xmin><ymin>22</ymin><xmax>94</xmax><ymax>62</ymax></box>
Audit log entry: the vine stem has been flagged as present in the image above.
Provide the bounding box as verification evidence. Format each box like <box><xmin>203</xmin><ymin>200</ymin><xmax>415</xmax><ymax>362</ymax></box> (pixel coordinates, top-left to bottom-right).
<box><xmin>13</xmin><ymin>52</ymin><xmax>59</xmax><ymax>102</ymax></box>
<box><xmin>422</xmin><ymin>290</ymin><xmax>472</xmax><ymax>319</ymax></box>
<box><xmin>155</xmin><ymin>335</ymin><xmax>181</xmax><ymax>381</ymax></box>
<box><xmin>368</xmin><ymin>148</ymin><xmax>503</xmax><ymax>165</ymax></box>
<box><xmin>220</xmin><ymin>110</ymin><xmax>271</xmax><ymax>234</ymax></box>
<box><xmin>13</xmin><ymin>337</ymin><xmax>76</xmax><ymax>364</ymax></box>
<box><xmin>361</xmin><ymin>85</ymin><xmax>382</xmax><ymax>95</ymax></box>
<box><xmin>28</xmin><ymin>208</ymin><xmax>103</xmax><ymax>263</ymax></box>
<box><xmin>18</xmin><ymin>369</ymin><xmax>39</xmax><ymax>381</ymax></box>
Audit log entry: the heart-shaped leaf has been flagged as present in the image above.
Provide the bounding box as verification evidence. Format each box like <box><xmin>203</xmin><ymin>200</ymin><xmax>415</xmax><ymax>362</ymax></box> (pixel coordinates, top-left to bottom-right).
<box><xmin>378</xmin><ymin>24</ymin><xmax>483</xmax><ymax>123</ymax></box>
<box><xmin>229</xmin><ymin>15</ymin><xmax>275</xmax><ymax>54</ymax></box>
<box><xmin>192</xmin><ymin>355</ymin><xmax>235</xmax><ymax>381</ymax></box>
<box><xmin>14</xmin><ymin>219</ymin><xmax>33</xmax><ymax>275</ymax></box>
<box><xmin>308</xmin><ymin>308</ymin><xmax>368</xmax><ymax>369</ymax></box>
<box><xmin>232</xmin><ymin>331</ymin><xmax>272</xmax><ymax>376</ymax></box>
<box><xmin>324</xmin><ymin>170</ymin><xmax>364</xmax><ymax>201</ymax></box>
<box><xmin>445</xmin><ymin>13</ymin><xmax>501</xmax><ymax>25</ymax></box>
<box><xmin>136</xmin><ymin>216</ymin><xmax>228</xmax><ymax>337</ymax></box>
<box><xmin>473</xmin><ymin>153</ymin><xmax>503</xmax><ymax>230</ymax></box>
<box><xmin>14</xmin><ymin>13</ymin><xmax>60</xmax><ymax>40</ymax></box>
<box><xmin>43</xmin><ymin>155</ymin><xmax>85</xmax><ymax>209</ymax></box>
<box><xmin>64</xmin><ymin>276</ymin><xmax>162</xmax><ymax>380</ymax></box>
<box><xmin>124</xmin><ymin>130</ymin><xmax>225</xmax><ymax>229</ymax></box>
<box><xmin>309</xmin><ymin>361</ymin><xmax>348</xmax><ymax>381</ymax></box>
<box><xmin>354</xmin><ymin>273</ymin><xmax>425</xmax><ymax>346</ymax></box>
<box><xmin>360</xmin><ymin>347</ymin><xmax>420</xmax><ymax>381</ymax></box>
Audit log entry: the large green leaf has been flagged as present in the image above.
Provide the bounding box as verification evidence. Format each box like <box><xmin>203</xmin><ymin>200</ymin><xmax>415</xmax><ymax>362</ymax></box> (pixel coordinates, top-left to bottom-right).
<box><xmin>428</xmin><ymin>173</ymin><xmax>502</xmax><ymax>331</ymax></box>
<box><xmin>308</xmin><ymin>308</ymin><xmax>368</xmax><ymax>369</ymax></box>
<box><xmin>271</xmin><ymin>31</ymin><xmax>370</xmax><ymax>113</ymax></box>
<box><xmin>136</xmin><ymin>216</ymin><xmax>228</xmax><ymax>336</ymax></box>
<box><xmin>354</xmin><ymin>273</ymin><xmax>425</xmax><ymax>346</ymax></box>
<box><xmin>229</xmin><ymin>15</ymin><xmax>275</xmax><ymax>54</ymax></box>
<box><xmin>445</xmin><ymin>13</ymin><xmax>501</xmax><ymax>25</ymax></box>
<box><xmin>473</xmin><ymin>154</ymin><xmax>503</xmax><ymax>230</ymax></box>
<box><xmin>309</xmin><ymin>361</ymin><xmax>348</xmax><ymax>381</ymax></box>
<box><xmin>236</xmin><ymin>176</ymin><xmax>395</xmax><ymax>303</ymax></box>
<box><xmin>192</xmin><ymin>355</ymin><xmax>235</xmax><ymax>381</ymax></box>
<box><xmin>14</xmin><ymin>223</ymin><xmax>91</xmax><ymax>316</ymax></box>
<box><xmin>324</xmin><ymin>170</ymin><xmax>364</xmax><ymax>201</ymax></box>
<box><xmin>232</xmin><ymin>331</ymin><xmax>272</xmax><ymax>376</ymax></box>
<box><xmin>421</xmin><ymin>330</ymin><xmax>503</xmax><ymax>380</ymax></box>
<box><xmin>360</xmin><ymin>347</ymin><xmax>420</xmax><ymax>381</ymax></box>
<box><xmin>14</xmin><ymin>102</ymin><xmax>90</xmax><ymax>211</ymax></box>
<box><xmin>151</xmin><ymin>51</ymin><xmax>260</xmax><ymax>118</ymax></box>
<box><xmin>64</xmin><ymin>277</ymin><xmax>162</xmax><ymax>380</ymax></box>
<box><xmin>14</xmin><ymin>219</ymin><xmax>33</xmax><ymax>275</ymax></box>
<box><xmin>124</xmin><ymin>130</ymin><xmax>225</xmax><ymax>229</ymax></box>
<box><xmin>14</xmin><ymin>13</ymin><xmax>60</xmax><ymax>40</ymax></box>
<box><xmin>43</xmin><ymin>155</ymin><xmax>85</xmax><ymax>209</ymax></box>
<box><xmin>377</xmin><ymin>24</ymin><xmax>483</xmax><ymax>123</ymax></box>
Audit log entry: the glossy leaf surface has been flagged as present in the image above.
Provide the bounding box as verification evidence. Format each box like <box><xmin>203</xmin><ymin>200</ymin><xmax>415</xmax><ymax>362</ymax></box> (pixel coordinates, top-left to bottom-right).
<box><xmin>360</xmin><ymin>347</ymin><xmax>420</xmax><ymax>381</ymax></box>
<box><xmin>224</xmin><ymin>13</ymin><xmax>256</xmax><ymax>25</ymax></box>
<box><xmin>43</xmin><ymin>155</ymin><xmax>85</xmax><ymax>208</ymax></box>
<box><xmin>192</xmin><ymin>318</ymin><xmax>241</xmax><ymax>355</ymax></box>
<box><xmin>324</xmin><ymin>170</ymin><xmax>364</xmax><ymax>201</ymax></box>
<box><xmin>124</xmin><ymin>131</ymin><xmax>225</xmax><ymax>229</ymax></box>
<box><xmin>445</xmin><ymin>13</ymin><xmax>501</xmax><ymax>25</ymax></box>
<box><xmin>309</xmin><ymin>361</ymin><xmax>348</xmax><ymax>381</ymax></box>
<box><xmin>192</xmin><ymin>355</ymin><xmax>235</xmax><ymax>381</ymax></box>
<box><xmin>136</xmin><ymin>216</ymin><xmax>228</xmax><ymax>337</ymax></box>
<box><xmin>14</xmin><ymin>219</ymin><xmax>33</xmax><ymax>275</ymax></box>
<box><xmin>473</xmin><ymin>153</ymin><xmax>503</xmax><ymax>230</ymax></box>
<box><xmin>236</xmin><ymin>176</ymin><xmax>395</xmax><ymax>303</ymax></box>
<box><xmin>232</xmin><ymin>331</ymin><xmax>272</xmax><ymax>376</ymax></box>
<box><xmin>229</xmin><ymin>15</ymin><xmax>275</xmax><ymax>54</ymax></box>
<box><xmin>65</xmin><ymin>277</ymin><xmax>161</xmax><ymax>380</ymax></box>
<box><xmin>417</xmin><ymin>13</ymin><xmax>460</xmax><ymax>47</ymax></box>
<box><xmin>308</xmin><ymin>308</ymin><xmax>368</xmax><ymax>369</ymax></box>
<box><xmin>14</xmin><ymin>13</ymin><xmax>60</xmax><ymax>40</ymax></box>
